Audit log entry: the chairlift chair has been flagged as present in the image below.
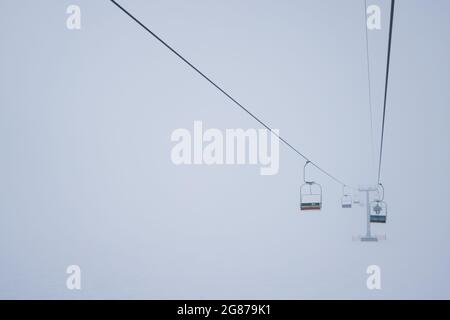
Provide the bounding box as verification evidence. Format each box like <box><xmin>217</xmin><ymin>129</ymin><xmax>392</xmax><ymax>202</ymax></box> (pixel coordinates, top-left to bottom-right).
<box><xmin>370</xmin><ymin>184</ymin><xmax>387</xmax><ymax>223</ymax></box>
<box><xmin>341</xmin><ymin>186</ymin><xmax>352</xmax><ymax>209</ymax></box>
<box><xmin>300</xmin><ymin>161</ymin><xmax>322</xmax><ymax>211</ymax></box>
<box><xmin>300</xmin><ymin>182</ymin><xmax>323</xmax><ymax>211</ymax></box>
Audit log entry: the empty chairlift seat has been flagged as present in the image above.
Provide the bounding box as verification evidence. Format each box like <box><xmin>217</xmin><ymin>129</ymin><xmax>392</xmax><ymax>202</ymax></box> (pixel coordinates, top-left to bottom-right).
<box><xmin>341</xmin><ymin>186</ymin><xmax>352</xmax><ymax>209</ymax></box>
<box><xmin>300</xmin><ymin>161</ymin><xmax>323</xmax><ymax>212</ymax></box>
<box><xmin>300</xmin><ymin>182</ymin><xmax>322</xmax><ymax>211</ymax></box>
<box><xmin>353</xmin><ymin>194</ymin><xmax>361</xmax><ymax>205</ymax></box>
<box><xmin>342</xmin><ymin>195</ymin><xmax>353</xmax><ymax>209</ymax></box>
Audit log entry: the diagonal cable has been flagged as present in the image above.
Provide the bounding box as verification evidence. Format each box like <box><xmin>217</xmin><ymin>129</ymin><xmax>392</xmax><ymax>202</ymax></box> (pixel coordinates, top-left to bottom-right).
<box><xmin>109</xmin><ymin>0</ymin><xmax>355</xmax><ymax>189</ymax></box>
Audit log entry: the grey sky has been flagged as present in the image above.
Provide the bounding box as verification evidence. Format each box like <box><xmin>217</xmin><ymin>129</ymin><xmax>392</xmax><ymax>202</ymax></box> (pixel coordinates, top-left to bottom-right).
<box><xmin>0</xmin><ymin>0</ymin><xmax>449</xmax><ymax>299</ymax></box>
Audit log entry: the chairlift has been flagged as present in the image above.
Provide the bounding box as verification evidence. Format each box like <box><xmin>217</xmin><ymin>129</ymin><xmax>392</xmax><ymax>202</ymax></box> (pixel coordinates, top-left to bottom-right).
<box><xmin>352</xmin><ymin>194</ymin><xmax>365</xmax><ymax>207</ymax></box>
<box><xmin>370</xmin><ymin>184</ymin><xmax>387</xmax><ymax>223</ymax></box>
<box><xmin>300</xmin><ymin>161</ymin><xmax>322</xmax><ymax>211</ymax></box>
<box><xmin>341</xmin><ymin>185</ymin><xmax>352</xmax><ymax>209</ymax></box>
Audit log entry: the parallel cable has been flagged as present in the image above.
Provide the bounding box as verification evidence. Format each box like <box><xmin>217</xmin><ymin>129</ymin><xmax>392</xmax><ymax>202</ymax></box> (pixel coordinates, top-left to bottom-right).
<box><xmin>109</xmin><ymin>0</ymin><xmax>355</xmax><ymax>189</ymax></box>
<box><xmin>377</xmin><ymin>0</ymin><xmax>395</xmax><ymax>183</ymax></box>
<box><xmin>363</xmin><ymin>0</ymin><xmax>377</xmax><ymax>182</ymax></box>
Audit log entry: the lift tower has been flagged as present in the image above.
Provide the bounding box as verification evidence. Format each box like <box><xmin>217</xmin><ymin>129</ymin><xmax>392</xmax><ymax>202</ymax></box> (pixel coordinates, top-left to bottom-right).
<box><xmin>356</xmin><ymin>186</ymin><xmax>385</xmax><ymax>242</ymax></box>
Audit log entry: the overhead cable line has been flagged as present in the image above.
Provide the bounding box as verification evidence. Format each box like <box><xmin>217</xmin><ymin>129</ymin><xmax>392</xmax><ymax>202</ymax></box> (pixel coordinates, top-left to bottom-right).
<box><xmin>109</xmin><ymin>0</ymin><xmax>355</xmax><ymax>189</ymax></box>
<box><xmin>378</xmin><ymin>0</ymin><xmax>395</xmax><ymax>184</ymax></box>
<box><xmin>363</xmin><ymin>0</ymin><xmax>377</xmax><ymax>182</ymax></box>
